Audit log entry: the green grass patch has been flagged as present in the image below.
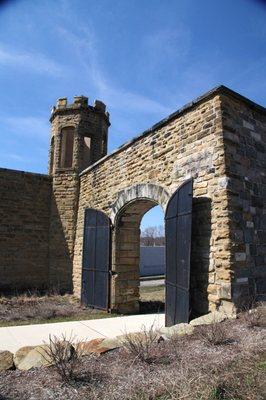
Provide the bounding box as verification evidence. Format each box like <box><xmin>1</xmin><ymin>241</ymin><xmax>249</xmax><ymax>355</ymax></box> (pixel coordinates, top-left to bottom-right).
<box><xmin>0</xmin><ymin>311</ymin><xmax>118</xmax><ymax>327</ymax></box>
<box><xmin>140</xmin><ymin>284</ymin><xmax>165</xmax><ymax>302</ymax></box>
<box><xmin>257</xmin><ymin>360</ymin><xmax>266</xmax><ymax>371</ymax></box>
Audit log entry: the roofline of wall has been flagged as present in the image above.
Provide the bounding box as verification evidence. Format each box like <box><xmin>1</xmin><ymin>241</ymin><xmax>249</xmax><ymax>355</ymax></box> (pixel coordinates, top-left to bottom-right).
<box><xmin>0</xmin><ymin>167</ymin><xmax>51</xmax><ymax>179</ymax></box>
<box><xmin>80</xmin><ymin>85</ymin><xmax>265</xmax><ymax>177</ymax></box>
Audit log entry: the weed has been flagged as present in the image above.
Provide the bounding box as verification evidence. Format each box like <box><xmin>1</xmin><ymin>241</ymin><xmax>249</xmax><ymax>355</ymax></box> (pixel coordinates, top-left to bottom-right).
<box><xmin>243</xmin><ymin>304</ymin><xmax>265</xmax><ymax>329</ymax></box>
<box><xmin>122</xmin><ymin>322</ymin><xmax>160</xmax><ymax>364</ymax></box>
<box><xmin>197</xmin><ymin>320</ymin><xmax>233</xmax><ymax>346</ymax></box>
<box><xmin>41</xmin><ymin>333</ymin><xmax>85</xmax><ymax>384</ymax></box>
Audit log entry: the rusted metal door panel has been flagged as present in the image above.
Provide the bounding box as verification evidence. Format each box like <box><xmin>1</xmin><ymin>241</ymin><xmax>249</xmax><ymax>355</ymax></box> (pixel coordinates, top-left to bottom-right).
<box><xmin>165</xmin><ymin>179</ymin><xmax>193</xmax><ymax>327</ymax></box>
<box><xmin>81</xmin><ymin>208</ymin><xmax>111</xmax><ymax>310</ymax></box>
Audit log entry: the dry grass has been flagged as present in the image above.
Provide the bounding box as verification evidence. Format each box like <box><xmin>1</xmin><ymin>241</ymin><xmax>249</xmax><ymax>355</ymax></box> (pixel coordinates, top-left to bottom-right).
<box><xmin>0</xmin><ymin>284</ymin><xmax>164</xmax><ymax>327</ymax></box>
<box><xmin>139</xmin><ymin>284</ymin><xmax>165</xmax><ymax>303</ymax></box>
<box><xmin>139</xmin><ymin>284</ymin><xmax>165</xmax><ymax>314</ymax></box>
<box><xmin>242</xmin><ymin>303</ymin><xmax>266</xmax><ymax>329</ymax></box>
<box><xmin>195</xmin><ymin>319</ymin><xmax>234</xmax><ymax>346</ymax></box>
<box><xmin>0</xmin><ymin>306</ymin><xmax>265</xmax><ymax>400</ymax></box>
<box><xmin>0</xmin><ymin>291</ymin><xmax>117</xmax><ymax>326</ymax></box>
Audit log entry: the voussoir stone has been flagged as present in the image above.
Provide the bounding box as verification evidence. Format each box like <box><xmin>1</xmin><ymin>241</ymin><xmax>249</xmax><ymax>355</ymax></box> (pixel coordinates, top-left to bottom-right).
<box><xmin>0</xmin><ymin>350</ymin><xmax>14</xmax><ymax>371</ymax></box>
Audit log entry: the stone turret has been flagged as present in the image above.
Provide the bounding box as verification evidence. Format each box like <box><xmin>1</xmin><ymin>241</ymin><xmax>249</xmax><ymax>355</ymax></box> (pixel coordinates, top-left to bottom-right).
<box><xmin>48</xmin><ymin>96</ymin><xmax>110</xmax><ymax>291</ymax></box>
<box><xmin>48</xmin><ymin>95</ymin><xmax>110</xmax><ymax>175</ymax></box>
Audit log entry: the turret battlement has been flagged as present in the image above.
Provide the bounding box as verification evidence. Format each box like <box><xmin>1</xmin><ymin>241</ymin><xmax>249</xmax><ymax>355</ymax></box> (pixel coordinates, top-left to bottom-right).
<box><xmin>50</xmin><ymin>95</ymin><xmax>109</xmax><ymax>122</ymax></box>
<box><xmin>48</xmin><ymin>94</ymin><xmax>110</xmax><ymax>175</ymax></box>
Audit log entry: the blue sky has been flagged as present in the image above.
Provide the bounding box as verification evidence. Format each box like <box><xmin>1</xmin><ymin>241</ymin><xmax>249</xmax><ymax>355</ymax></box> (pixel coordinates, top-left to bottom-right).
<box><xmin>0</xmin><ymin>0</ymin><xmax>265</xmax><ymax>229</ymax></box>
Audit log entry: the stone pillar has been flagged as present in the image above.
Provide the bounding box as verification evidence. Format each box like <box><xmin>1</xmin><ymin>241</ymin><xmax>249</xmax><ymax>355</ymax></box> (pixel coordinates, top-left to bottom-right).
<box><xmin>112</xmin><ymin>221</ymin><xmax>141</xmax><ymax>313</ymax></box>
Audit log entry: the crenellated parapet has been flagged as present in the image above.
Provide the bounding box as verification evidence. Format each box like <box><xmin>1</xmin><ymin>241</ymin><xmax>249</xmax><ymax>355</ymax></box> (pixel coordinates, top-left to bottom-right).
<box><xmin>48</xmin><ymin>95</ymin><xmax>110</xmax><ymax>175</ymax></box>
<box><xmin>50</xmin><ymin>96</ymin><xmax>110</xmax><ymax>124</ymax></box>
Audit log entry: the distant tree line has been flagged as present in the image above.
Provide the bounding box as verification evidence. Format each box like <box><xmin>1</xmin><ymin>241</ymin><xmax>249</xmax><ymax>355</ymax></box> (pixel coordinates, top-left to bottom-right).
<box><xmin>140</xmin><ymin>225</ymin><xmax>165</xmax><ymax>246</ymax></box>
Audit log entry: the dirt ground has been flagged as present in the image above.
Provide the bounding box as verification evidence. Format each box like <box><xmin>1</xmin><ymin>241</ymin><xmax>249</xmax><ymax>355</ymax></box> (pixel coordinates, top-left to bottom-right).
<box><xmin>0</xmin><ymin>293</ymin><xmax>116</xmax><ymax>327</ymax></box>
<box><xmin>0</xmin><ymin>308</ymin><xmax>265</xmax><ymax>400</ymax></box>
<box><xmin>0</xmin><ymin>285</ymin><xmax>164</xmax><ymax>327</ymax></box>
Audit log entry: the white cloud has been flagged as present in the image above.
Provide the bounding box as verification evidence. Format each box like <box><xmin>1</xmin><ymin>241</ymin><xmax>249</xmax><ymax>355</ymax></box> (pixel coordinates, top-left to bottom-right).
<box><xmin>1</xmin><ymin>115</ymin><xmax>49</xmax><ymax>139</ymax></box>
<box><xmin>6</xmin><ymin>153</ymin><xmax>25</xmax><ymax>162</ymax></box>
<box><xmin>57</xmin><ymin>26</ymin><xmax>172</xmax><ymax>116</ymax></box>
<box><xmin>0</xmin><ymin>44</ymin><xmax>64</xmax><ymax>76</ymax></box>
<box><xmin>143</xmin><ymin>26</ymin><xmax>191</xmax><ymax>63</ymax></box>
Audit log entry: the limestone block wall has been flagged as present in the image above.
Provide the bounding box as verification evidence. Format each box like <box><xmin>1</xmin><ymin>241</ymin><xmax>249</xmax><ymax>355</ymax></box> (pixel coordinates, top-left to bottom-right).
<box><xmin>73</xmin><ymin>90</ymin><xmax>232</xmax><ymax>315</ymax></box>
<box><xmin>0</xmin><ymin>168</ymin><xmax>51</xmax><ymax>292</ymax></box>
<box><xmin>0</xmin><ymin>86</ymin><xmax>263</xmax><ymax>307</ymax></box>
<box><xmin>221</xmin><ymin>94</ymin><xmax>266</xmax><ymax>304</ymax></box>
<box><xmin>49</xmin><ymin>171</ymin><xmax>79</xmax><ymax>292</ymax></box>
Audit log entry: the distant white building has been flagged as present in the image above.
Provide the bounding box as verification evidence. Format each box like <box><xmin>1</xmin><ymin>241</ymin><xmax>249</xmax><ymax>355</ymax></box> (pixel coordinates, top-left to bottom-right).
<box><xmin>140</xmin><ymin>246</ymin><xmax>165</xmax><ymax>277</ymax></box>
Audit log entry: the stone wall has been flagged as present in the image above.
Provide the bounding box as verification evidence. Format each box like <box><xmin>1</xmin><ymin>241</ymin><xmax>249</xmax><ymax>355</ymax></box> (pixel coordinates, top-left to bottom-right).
<box><xmin>48</xmin><ymin>171</ymin><xmax>79</xmax><ymax>292</ymax></box>
<box><xmin>0</xmin><ymin>86</ymin><xmax>264</xmax><ymax>313</ymax></box>
<box><xmin>0</xmin><ymin>168</ymin><xmax>51</xmax><ymax>292</ymax></box>
<box><xmin>221</xmin><ymin>94</ymin><xmax>266</xmax><ymax>304</ymax></box>
<box><xmin>73</xmin><ymin>90</ymin><xmax>233</xmax><ymax>315</ymax></box>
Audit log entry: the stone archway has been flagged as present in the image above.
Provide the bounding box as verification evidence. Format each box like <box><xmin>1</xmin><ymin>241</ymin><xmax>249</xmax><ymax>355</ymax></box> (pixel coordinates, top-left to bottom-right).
<box><xmin>110</xmin><ymin>184</ymin><xmax>169</xmax><ymax>313</ymax></box>
<box><xmin>110</xmin><ymin>184</ymin><xmax>170</xmax><ymax>223</ymax></box>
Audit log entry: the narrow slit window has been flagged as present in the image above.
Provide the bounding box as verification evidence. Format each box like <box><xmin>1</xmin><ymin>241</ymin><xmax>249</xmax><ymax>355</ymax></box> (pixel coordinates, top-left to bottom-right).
<box><xmin>82</xmin><ymin>136</ymin><xmax>91</xmax><ymax>170</ymax></box>
<box><xmin>60</xmin><ymin>127</ymin><xmax>74</xmax><ymax>168</ymax></box>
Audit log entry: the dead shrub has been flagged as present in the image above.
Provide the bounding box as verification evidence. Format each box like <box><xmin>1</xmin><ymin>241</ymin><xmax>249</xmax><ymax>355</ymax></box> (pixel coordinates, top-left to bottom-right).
<box><xmin>196</xmin><ymin>321</ymin><xmax>233</xmax><ymax>346</ymax></box>
<box><xmin>244</xmin><ymin>308</ymin><xmax>262</xmax><ymax>329</ymax></box>
<box><xmin>41</xmin><ymin>333</ymin><xmax>85</xmax><ymax>383</ymax></box>
<box><xmin>237</xmin><ymin>295</ymin><xmax>265</xmax><ymax>328</ymax></box>
<box><xmin>243</xmin><ymin>303</ymin><xmax>266</xmax><ymax>329</ymax></box>
<box><xmin>0</xmin><ymin>315</ymin><xmax>265</xmax><ymax>400</ymax></box>
<box><xmin>122</xmin><ymin>323</ymin><xmax>161</xmax><ymax>364</ymax></box>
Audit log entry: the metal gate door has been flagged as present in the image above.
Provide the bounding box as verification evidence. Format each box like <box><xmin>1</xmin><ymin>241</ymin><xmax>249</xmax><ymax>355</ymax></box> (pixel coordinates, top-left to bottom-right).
<box><xmin>81</xmin><ymin>208</ymin><xmax>111</xmax><ymax>310</ymax></box>
<box><xmin>165</xmin><ymin>179</ymin><xmax>193</xmax><ymax>327</ymax></box>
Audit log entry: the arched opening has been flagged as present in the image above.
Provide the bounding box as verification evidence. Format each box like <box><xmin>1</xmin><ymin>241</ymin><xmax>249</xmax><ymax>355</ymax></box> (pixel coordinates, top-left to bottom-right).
<box><xmin>80</xmin><ymin>181</ymin><xmax>195</xmax><ymax>325</ymax></box>
<box><xmin>139</xmin><ymin>205</ymin><xmax>165</xmax><ymax>313</ymax></box>
<box><xmin>112</xmin><ymin>199</ymin><xmax>165</xmax><ymax>314</ymax></box>
<box><xmin>59</xmin><ymin>127</ymin><xmax>74</xmax><ymax>168</ymax></box>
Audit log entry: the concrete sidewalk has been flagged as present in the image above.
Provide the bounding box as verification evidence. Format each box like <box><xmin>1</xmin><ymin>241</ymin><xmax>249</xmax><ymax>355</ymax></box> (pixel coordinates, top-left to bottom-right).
<box><xmin>0</xmin><ymin>313</ymin><xmax>165</xmax><ymax>353</ymax></box>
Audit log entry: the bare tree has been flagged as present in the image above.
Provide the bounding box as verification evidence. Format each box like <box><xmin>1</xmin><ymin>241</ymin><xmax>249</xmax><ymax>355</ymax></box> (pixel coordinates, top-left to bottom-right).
<box><xmin>140</xmin><ymin>225</ymin><xmax>165</xmax><ymax>246</ymax></box>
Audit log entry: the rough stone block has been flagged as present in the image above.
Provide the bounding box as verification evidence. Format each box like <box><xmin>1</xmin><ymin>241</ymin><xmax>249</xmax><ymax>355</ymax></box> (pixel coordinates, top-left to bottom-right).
<box><xmin>159</xmin><ymin>323</ymin><xmax>194</xmax><ymax>339</ymax></box>
<box><xmin>0</xmin><ymin>350</ymin><xmax>14</xmax><ymax>371</ymax></box>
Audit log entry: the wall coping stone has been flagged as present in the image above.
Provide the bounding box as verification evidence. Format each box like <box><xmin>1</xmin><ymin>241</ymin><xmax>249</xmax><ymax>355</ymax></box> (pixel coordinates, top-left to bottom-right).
<box><xmin>0</xmin><ymin>167</ymin><xmax>51</xmax><ymax>180</ymax></box>
<box><xmin>80</xmin><ymin>85</ymin><xmax>266</xmax><ymax>177</ymax></box>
